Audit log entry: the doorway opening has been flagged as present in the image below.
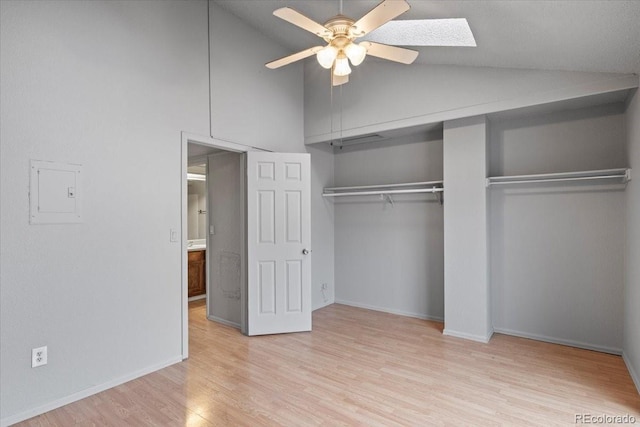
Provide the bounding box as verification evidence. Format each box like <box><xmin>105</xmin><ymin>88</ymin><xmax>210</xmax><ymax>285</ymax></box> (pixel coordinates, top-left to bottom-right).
<box><xmin>181</xmin><ymin>133</ymin><xmax>251</xmax><ymax>359</ymax></box>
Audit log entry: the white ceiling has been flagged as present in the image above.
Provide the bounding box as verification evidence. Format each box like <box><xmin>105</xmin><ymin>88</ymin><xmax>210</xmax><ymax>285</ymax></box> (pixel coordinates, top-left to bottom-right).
<box><xmin>213</xmin><ymin>0</ymin><xmax>640</xmax><ymax>74</ymax></box>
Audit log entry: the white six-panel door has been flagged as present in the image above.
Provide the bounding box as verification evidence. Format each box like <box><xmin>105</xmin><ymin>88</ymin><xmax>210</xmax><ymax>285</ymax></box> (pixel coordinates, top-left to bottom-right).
<box><xmin>246</xmin><ymin>152</ymin><xmax>311</xmax><ymax>335</ymax></box>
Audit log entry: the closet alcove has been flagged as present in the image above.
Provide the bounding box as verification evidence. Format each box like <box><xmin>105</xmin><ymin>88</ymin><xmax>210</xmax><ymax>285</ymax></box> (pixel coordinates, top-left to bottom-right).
<box><xmin>487</xmin><ymin>102</ymin><xmax>629</xmax><ymax>353</ymax></box>
<box><xmin>327</xmin><ymin>128</ymin><xmax>446</xmax><ymax>322</ymax></box>
<box><xmin>323</xmin><ymin>100</ymin><xmax>630</xmax><ymax>355</ymax></box>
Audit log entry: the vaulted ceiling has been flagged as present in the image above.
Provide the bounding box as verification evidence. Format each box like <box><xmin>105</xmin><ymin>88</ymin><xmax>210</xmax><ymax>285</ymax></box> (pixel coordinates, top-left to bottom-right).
<box><xmin>213</xmin><ymin>0</ymin><xmax>640</xmax><ymax>75</ymax></box>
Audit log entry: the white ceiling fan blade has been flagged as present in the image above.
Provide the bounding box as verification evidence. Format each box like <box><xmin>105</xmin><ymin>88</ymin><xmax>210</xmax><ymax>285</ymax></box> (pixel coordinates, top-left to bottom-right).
<box><xmin>332</xmin><ymin>73</ymin><xmax>349</xmax><ymax>86</ymax></box>
<box><xmin>273</xmin><ymin>7</ymin><xmax>332</xmax><ymax>38</ymax></box>
<box><xmin>266</xmin><ymin>46</ymin><xmax>323</xmax><ymax>69</ymax></box>
<box><xmin>350</xmin><ymin>0</ymin><xmax>410</xmax><ymax>37</ymax></box>
<box><xmin>363</xmin><ymin>19</ymin><xmax>477</xmax><ymax>47</ymax></box>
<box><xmin>361</xmin><ymin>41</ymin><xmax>418</xmax><ymax>64</ymax></box>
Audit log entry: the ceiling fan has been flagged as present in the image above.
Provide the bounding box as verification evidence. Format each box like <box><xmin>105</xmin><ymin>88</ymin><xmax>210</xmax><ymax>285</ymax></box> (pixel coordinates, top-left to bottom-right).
<box><xmin>265</xmin><ymin>0</ymin><xmax>476</xmax><ymax>86</ymax></box>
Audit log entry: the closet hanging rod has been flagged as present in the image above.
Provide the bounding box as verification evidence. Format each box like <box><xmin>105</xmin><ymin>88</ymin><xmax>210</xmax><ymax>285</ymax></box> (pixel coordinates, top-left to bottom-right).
<box><xmin>486</xmin><ymin>168</ymin><xmax>631</xmax><ymax>187</ymax></box>
<box><xmin>324</xmin><ymin>180</ymin><xmax>443</xmax><ymax>193</ymax></box>
<box><xmin>323</xmin><ymin>188</ymin><xmax>443</xmax><ymax>197</ymax></box>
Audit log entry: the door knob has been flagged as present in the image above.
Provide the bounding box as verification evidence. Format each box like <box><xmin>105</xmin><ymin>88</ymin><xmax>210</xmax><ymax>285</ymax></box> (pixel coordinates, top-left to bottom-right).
<box><xmin>302</xmin><ymin>249</ymin><xmax>310</xmax><ymax>255</ymax></box>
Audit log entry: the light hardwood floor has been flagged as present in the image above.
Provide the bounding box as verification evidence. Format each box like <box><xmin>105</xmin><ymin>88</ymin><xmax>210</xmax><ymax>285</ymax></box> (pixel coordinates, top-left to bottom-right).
<box><xmin>17</xmin><ymin>301</ymin><xmax>640</xmax><ymax>426</ymax></box>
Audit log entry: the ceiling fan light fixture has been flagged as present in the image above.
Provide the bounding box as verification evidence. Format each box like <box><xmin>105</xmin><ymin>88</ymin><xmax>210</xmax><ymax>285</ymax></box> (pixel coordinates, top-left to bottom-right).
<box><xmin>345</xmin><ymin>42</ymin><xmax>367</xmax><ymax>66</ymax></box>
<box><xmin>317</xmin><ymin>45</ymin><xmax>338</xmax><ymax>69</ymax></box>
<box><xmin>333</xmin><ymin>54</ymin><xmax>352</xmax><ymax>76</ymax></box>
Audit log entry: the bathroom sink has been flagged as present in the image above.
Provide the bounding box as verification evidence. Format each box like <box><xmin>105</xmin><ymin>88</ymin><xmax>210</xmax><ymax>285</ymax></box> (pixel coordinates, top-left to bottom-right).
<box><xmin>187</xmin><ymin>239</ymin><xmax>206</xmax><ymax>251</ymax></box>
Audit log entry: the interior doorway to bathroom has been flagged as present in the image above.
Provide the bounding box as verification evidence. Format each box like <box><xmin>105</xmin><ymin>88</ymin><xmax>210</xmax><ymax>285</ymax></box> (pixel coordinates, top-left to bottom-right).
<box><xmin>181</xmin><ymin>133</ymin><xmax>251</xmax><ymax>359</ymax></box>
<box><xmin>180</xmin><ymin>133</ymin><xmax>313</xmax><ymax>358</ymax></box>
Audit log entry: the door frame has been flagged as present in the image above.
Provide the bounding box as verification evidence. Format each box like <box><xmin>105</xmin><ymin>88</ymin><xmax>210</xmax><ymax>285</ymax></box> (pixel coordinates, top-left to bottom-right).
<box><xmin>180</xmin><ymin>132</ymin><xmax>261</xmax><ymax>359</ymax></box>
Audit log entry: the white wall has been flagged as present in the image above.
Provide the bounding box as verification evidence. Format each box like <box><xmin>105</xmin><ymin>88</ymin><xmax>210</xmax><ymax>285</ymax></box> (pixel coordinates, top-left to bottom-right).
<box><xmin>333</xmin><ymin>136</ymin><xmax>444</xmax><ymax>320</ymax></box>
<box><xmin>489</xmin><ymin>104</ymin><xmax>627</xmax><ymax>353</ymax></box>
<box><xmin>0</xmin><ymin>0</ymin><xmax>210</xmax><ymax>423</ymax></box>
<box><xmin>304</xmin><ymin>61</ymin><xmax>637</xmax><ymax>144</ymax></box>
<box><xmin>625</xmin><ymin>90</ymin><xmax>640</xmax><ymax>390</ymax></box>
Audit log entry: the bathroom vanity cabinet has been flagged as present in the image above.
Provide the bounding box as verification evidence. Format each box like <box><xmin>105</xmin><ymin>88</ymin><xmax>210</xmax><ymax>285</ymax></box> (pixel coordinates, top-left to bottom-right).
<box><xmin>188</xmin><ymin>249</ymin><xmax>206</xmax><ymax>297</ymax></box>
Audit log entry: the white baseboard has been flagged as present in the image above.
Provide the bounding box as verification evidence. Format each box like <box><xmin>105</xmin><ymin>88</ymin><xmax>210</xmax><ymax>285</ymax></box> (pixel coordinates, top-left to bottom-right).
<box><xmin>623</xmin><ymin>352</ymin><xmax>640</xmax><ymax>395</ymax></box>
<box><xmin>207</xmin><ymin>315</ymin><xmax>240</xmax><ymax>329</ymax></box>
<box><xmin>0</xmin><ymin>357</ymin><xmax>182</xmax><ymax>427</ymax></box>
<box><xmin>334</xmin><ymin>299</ymin><xmax>444</xmax><ymax>322</ymax></box>
<box><xmin>188</xmin><ymin>294</ymin><xmax>206</xmax><ymax>302</ymax></box>
<box><xmin>493</xmin><ymin>327</ymin><xmax>622</xmax><ymax>355</ymax></box>
<box><xmin>443</xmin><ymin>328</ymin><xmax>494</xmax><ymax>343</ymax></box>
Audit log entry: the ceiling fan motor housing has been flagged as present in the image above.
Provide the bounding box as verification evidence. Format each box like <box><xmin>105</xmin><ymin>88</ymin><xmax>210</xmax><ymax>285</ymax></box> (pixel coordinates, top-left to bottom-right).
<box><xmin>323</xmin><ymin>15</ymin><xmax>357</xmax><ymax>45</ymax></box>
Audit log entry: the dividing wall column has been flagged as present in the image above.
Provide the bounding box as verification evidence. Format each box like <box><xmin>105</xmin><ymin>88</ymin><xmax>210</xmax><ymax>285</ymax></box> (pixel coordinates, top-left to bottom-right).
<box><xmin>442</xmin><ymin>115</ymin><xmax>492</xmax><ymax>342</ymax></box>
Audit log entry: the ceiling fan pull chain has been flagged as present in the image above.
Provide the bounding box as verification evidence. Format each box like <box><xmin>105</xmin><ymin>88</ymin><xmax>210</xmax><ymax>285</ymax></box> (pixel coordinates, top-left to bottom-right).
<box><xmin>330</xmin><ymin>74</ymin><xmax>334</xmax><ymax>146</ymax></box>
<box><xmin>339</xmin><ymin>83</ymin><xmax>343</xmax><ymax>148</ymax></box>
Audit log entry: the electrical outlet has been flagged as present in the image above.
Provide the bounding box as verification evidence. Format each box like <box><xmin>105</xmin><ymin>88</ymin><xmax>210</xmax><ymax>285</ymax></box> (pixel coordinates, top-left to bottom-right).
<box><xmin>321</xmin><ymin>283</ymin><xmax>328</xmax><ymax>290</ymax></box>
<box><xmin>32</xmin><ymin>346</ymin><xmax>47</xmax><ymax>368</ymax></box>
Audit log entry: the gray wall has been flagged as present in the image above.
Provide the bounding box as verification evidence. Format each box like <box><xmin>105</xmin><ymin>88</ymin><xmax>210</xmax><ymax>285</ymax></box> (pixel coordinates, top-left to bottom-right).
<box><xmin>210</xmin><ymin>2</ymin><xmax>303</xmax><ymax>153</ymax></box>
<box><xmin>207</xmin><ymin>153</ymin><xmax>243</xmax><ymax>326</ymax></box>
<box><xmin>309</xmin><ymin>144</ymin><xmax>335</xmax><ymax>310</ymax></box>
<box><xmin>209</xmin><ymin>2</ymin><xmax>335</xmax><ymax>311</ymax></box>
<box><xmin>0</xmin><ymin>0</ymin><xmax>210</xmax><ymax>422</ymax></box>
<box><xmin>489</xmin><ymin>104</ymin><xmax>627</xmax><ymax>353</ymax></box>
<box><xmin>442</xmin><ymin>116</ymin><xmax>492</xmax><ymax>342</ymax></box>
<box><xmin>304</xmin><ymin>60</ymin><xmax>636</xmax><ymax>143</ymax></box>
<box><xmin>625</xmin><ymin>90</ymin><xmax>640</xmax><ymax>390</ymax></box>
<box><xmin>334</xmin><ymin>136</ymin><xmax>444</xmax><ymax>320</ymax></box>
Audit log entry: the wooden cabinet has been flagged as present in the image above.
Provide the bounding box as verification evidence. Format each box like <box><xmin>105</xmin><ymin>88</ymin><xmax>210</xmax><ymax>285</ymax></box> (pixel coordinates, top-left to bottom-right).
<box><xmin>188</xmin><ymin>250</ymin><xmax>206</xmax><ymax>297</ymax></box>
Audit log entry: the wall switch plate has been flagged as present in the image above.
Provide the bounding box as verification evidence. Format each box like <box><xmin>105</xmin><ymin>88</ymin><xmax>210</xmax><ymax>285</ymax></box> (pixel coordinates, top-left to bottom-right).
<box><xmin>170</xmin><ymin>228</ymin><xmax>178</xmax><ymax>242</ymax></box>
<box><xmin>32</xmin><ymin>346</ymin><xmax>47</xmax><ymax>368</ymax></box>
<box><xmin>321</xmin><ymin>283</ymin><xmax>328</xmax><ymax>290</ymax></box>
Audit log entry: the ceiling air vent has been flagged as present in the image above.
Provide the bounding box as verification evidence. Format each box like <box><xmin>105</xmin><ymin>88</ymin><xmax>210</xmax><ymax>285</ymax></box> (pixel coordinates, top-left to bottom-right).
<box><xmin>332</xmin><ymin>133</ymin><xmax>387</xmax><ymax>147</ymax></box>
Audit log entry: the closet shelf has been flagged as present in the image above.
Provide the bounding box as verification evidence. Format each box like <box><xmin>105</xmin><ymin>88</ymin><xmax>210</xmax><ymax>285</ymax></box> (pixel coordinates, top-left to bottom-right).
<box><xmin>323</xmin><ymin>181</ymin><xmax>444</xmax><ymax>204</ymax></box>
<box><xmin>486</xmin><ymin>168</ymin><xmax>631</xmax><ymax>187</ymax></box>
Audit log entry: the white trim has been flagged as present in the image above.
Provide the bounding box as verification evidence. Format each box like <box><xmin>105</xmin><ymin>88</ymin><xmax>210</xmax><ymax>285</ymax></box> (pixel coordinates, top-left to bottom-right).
<box><xmin>182</xmin><ymin>132</ymin><xmax>265</xmax><ymax>154</ymax></box>
<box><xmin>443</xmin><ymin>328</ymin><xmax>494</xmax><ymax>343</ymax></box>
<box><xmin>207</xmin><ymin>315</ymin><xmax>241</xmax><ymax>329</ymax></box>
<box><xmin>335</xmin><ymin>299</ymin><xmax>444</xmax><ymax>322</ymax></box>
<box><xmin>623</xmin><ymin>353</ymin><xmax>640</xmax><ymax>395</ymax></box>
<box><xmin>0</xmin><ymin>357</ymin><xmax>182</xmax><ymax>427</ymax></box>
<box><xmin>188</xmin><ymin>294</ymin><xmax>206</xmax><ymax>302</ymax></box>
<box><xmin>181</xmin><ymin>135</ymin><xmax>189</xmax><ymax>360</ymax></box>
<box><xmin>493</xmin><ymin>327</ymin><xmax>622</xmax><ymax>355</ymax></box>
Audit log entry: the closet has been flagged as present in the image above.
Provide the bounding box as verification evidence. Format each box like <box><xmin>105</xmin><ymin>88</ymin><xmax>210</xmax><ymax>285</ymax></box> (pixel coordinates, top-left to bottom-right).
<box><xmin>328</xmin><ymin>134</ymin><xmax>446</xmax><ymax>322</ymax></box>
<box><xmin>324</xmin><ymin>101</ymin><xmax>630</xmax><ymax>355</ymax></box>
<box><xmin>488</xmin><ymin>103</ymin><xmax>629</xmax><ymax>353</ymax></box>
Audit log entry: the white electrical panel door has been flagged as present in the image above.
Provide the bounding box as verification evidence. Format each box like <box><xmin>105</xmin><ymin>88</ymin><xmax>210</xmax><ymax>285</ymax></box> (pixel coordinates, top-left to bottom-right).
<box><xmin>30</xmin><ymin>160</ymin><xmax>82</xmax><ymax>224</ymax></box>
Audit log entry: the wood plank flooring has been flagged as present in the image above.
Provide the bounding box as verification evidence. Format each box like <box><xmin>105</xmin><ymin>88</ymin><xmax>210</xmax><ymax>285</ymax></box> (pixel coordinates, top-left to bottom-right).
<box><xmin>17</xmin><ymin>301</ymin><xmax>640</xmax><ymax>426</ymax></box>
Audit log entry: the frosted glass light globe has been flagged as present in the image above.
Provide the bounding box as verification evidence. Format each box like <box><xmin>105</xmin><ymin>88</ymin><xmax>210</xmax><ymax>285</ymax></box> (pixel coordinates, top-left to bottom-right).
<box><xmin>345</xmin><ymin>42</ymin><xmax>366</xmax><ymax>66</ymax></box>
<box><xmin>333</xmin><ymin>55</ymin><xmax>352</xmax><ymax>76</ymax></box>
<box><xmin>316</xmin><ymin>45</ymin><xmax>338</xmax><ymax>69</ymax></box>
